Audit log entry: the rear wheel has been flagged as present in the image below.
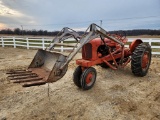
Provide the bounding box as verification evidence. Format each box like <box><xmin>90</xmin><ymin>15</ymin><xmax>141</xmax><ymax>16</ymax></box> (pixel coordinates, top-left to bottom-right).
<box><xmin>131</xmin><ymin>43</ymin><xmax>151</xmax><ymax>76</ymax></box>
<box><xmin>80</xmin><ymin>67</ymin><xmax>97</xmax><ymax>90</ymax></box>
<box><xmin>73</xmin><ymin>66</ymin><xmax>82</xmax><ymax>88</ymax></box>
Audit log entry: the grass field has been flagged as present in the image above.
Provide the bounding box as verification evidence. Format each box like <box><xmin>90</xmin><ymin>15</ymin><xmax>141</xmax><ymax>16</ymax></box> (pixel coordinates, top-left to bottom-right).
<box><xmin>127</xmin><ymin>35</ymin><xmax>160</xmax><ymax>38</ymax></box>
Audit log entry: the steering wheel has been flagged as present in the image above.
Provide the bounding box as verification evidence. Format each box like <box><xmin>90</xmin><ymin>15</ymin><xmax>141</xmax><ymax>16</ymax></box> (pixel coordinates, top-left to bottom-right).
<box><xmin>116</xmin><ymin>31</ymin><xmax>126</xmax><ymax>40</ymax></box>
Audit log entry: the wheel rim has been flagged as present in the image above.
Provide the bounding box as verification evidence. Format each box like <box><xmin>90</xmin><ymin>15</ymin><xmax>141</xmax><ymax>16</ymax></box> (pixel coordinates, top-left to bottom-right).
<box><xmin>142</xmin><ymin>51</ymin><xmax>149</xmax><ymax>70</ymax></box>
<box><xmin>85</xmin><ymin>72</ymin><xmax>95</xmax><ymax>86</ymax></box>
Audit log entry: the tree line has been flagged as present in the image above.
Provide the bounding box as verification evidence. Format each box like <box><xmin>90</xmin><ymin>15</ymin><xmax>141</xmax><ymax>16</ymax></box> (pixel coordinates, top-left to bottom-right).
<box><xmin>0</xmin><ymin>28</ymin><xmax>59</xmax><ymax>36</ymax></box>
<box><xmin>110</xmin><ymin>29</ymin><xmax>160</xmax><ymax>36</ymax></box>
<box><xmin>0</xmin><ymin>28</ymin><xmax>160</xmax><ymax>36</ymax></box>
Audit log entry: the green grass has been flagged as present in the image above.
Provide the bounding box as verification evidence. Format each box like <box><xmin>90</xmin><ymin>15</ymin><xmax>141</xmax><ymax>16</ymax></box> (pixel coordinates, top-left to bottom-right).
<box><xmin>152</xmin><ymin>48</ymin><xmax>160</xmax><ymax>52</ymax></box>
<box><xmin>151</xmin><ymin>42</ymin><xmax>160</xmax><ymax>46</ymax></box>
<box><xmin>127</xmin><ymin>35</ymin><xmax>160</xmax><ymax>38</ymax></box>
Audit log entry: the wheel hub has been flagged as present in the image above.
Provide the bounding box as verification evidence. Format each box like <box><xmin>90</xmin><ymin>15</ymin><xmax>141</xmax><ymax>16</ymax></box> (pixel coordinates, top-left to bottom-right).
<box><xmin>86</xmin><ymin>73</ymin><xmax>93</xmax><ymax>85</ymax></box>
<box><xmin>142</xmin><ymin>52</ymin><xmax>149</xmax><ymax>69</ymax></box>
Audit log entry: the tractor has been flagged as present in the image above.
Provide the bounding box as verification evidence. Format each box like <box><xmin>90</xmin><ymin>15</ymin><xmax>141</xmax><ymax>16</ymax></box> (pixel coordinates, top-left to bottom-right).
<box><xmin>7</xmin><ymin>23</ymin><xmax>152</xmax><ymax>90</ymax></box>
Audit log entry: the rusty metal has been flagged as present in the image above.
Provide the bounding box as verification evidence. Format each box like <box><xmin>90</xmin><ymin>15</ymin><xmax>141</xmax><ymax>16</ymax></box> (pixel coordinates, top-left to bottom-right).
<box><xmin>8</xmin><ymin>73</ymin><xmax>37</xmax><ymax>77</ymax></box>
<box><xmin>10</xmin><ymin>75</ymin><xmax>38</xmax><ymax>80</ymax></box>
<box><xmin>23</xmin><ymin>81</ymin><xmax>46</xmax><ymax>87</ymax></box>
<box><xmin>6</xmin><ymin>70</ymin><xmax>32</xmax><ymax>74</ymax></box>
<box><xmin>7</xmin><ymin>69</ymin><xmax>45</xmax><ymax>87</ymax></box>
<box><xmin>13</xmin><ymin>77</ymin><xmax>43</xmax><ymax>83</ymax></box>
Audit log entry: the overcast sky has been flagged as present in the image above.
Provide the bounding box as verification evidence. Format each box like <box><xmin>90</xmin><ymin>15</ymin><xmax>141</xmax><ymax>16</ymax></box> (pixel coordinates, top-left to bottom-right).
<box><xmin>0</xmin><ymin>0</ymin><xmax>160</xmax><ymax>31</ymax></box>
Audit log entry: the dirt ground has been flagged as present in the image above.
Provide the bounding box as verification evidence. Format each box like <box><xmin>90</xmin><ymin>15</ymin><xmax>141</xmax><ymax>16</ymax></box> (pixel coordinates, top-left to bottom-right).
<box><xmin>0</xmin><ymin>47</ymin><xmax>160</xmax><ymax>120</ymax></box>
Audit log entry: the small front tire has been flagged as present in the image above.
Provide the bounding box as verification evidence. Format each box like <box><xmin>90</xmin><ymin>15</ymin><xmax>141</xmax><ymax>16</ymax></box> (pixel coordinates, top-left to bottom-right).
<box><xmin>73</xmin><ymin>66</ymin><xmax>82</xmax><ymax>88</ymax></box>
<box><xmin>80</xmin><ymin>67</ymin><xmax>97</xmax><ymax>90</ymax></box>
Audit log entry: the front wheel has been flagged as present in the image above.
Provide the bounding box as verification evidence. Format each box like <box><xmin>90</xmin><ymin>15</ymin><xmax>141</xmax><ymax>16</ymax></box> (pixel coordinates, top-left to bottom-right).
<box><xmin>80</xmin><ymin>67</ymin><xmax>97</xmax><ymax>90</ymax></box>
<box><xmin>73</xmin><ymin>66</ymin><xmax>82</xmax><ymax>88</ymax></box>
<box><xmin>131</xmin><ymin>43</ymin><xmax>151</xmax><ymax>76</ymax></box>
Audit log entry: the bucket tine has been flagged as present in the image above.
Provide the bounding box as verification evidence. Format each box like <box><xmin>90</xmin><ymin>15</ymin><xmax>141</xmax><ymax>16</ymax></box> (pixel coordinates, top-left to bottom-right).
<box><xmin>13</xmin><ymin>77</ymin><xmax>43</xmax><ymax>83</ymax></box>
<box><xmin>9</xmin><ymin>74</ymin><xmax>38</xmax><ymax>80</ymax></box>
<box><xmin>6</xmin><ymin>70</ymin><xmax>32</xmax><ymax>74</ymax></box>
<box><xmin>8</xmin><ymin>73</ymin><xmax>37</xmax><ymax>77</ymax></box>
<box><xmin>22</xmin><ymin>81</ymin><xmax>46</xmax><ymax>87</ymax></box>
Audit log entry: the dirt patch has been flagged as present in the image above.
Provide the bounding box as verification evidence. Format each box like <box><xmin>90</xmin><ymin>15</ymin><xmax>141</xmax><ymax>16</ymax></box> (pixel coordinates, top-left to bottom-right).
<box><xmin>0</xmin><ymin>47</ymin><xmax>160</xmax><ymax>120</ymax></box>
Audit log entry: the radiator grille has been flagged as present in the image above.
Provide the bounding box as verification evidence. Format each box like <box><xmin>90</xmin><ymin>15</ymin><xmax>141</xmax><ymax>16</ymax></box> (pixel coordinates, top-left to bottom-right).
<box><xmin>82</xmin><ymin>43</ymin><xmax>92</xmax><ymax>60</ymax></box>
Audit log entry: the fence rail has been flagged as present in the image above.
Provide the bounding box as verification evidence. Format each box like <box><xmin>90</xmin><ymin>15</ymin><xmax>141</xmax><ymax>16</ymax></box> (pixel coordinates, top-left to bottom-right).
<box><xmin>0</xmin><ymin>36</ymin><xmax>160</xmax><ymax>54</ymax></box>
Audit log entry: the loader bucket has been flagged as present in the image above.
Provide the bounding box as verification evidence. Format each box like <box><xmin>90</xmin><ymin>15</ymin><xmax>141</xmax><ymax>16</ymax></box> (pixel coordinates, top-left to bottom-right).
<box><xmin>7</xmin><ymin>49</ymin><xmax>68</xmax><ymax>87</ymax></box>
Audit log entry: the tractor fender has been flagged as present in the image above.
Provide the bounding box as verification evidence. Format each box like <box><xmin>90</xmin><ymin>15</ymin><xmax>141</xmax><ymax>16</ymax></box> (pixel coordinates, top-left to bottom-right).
<box><xmin>129</xmin><ymin>39</ymin><xmax>143</xmax><ymax>53</ymax></box>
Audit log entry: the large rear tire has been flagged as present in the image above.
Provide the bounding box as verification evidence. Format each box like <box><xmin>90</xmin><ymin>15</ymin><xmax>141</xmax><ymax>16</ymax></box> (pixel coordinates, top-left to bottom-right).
<box><xmin>131</xmin><ymin>43</ymin><xmax>151</xmax><ymax>76</ymax></box>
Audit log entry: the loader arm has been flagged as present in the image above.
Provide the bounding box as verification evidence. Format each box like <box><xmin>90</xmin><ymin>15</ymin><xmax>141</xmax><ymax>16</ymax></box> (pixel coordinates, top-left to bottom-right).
<box><xmin>47</xmin><ymin>27</ymin><xmax>80</xmax><ymax>51</ymax></box>
<box><xmin>60</xmin><ymin>23</ymin><xmax>125</xmax><ymax>70</ymax></box>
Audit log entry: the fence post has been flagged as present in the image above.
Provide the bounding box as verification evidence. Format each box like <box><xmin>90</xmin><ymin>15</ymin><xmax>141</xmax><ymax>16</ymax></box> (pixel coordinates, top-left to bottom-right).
<box><xmin>61</xmin><ymin>41</ymin><xmax>64</xmax><ymax>52</ymax></box>
<box><xmin>149</xmin><ymin>39</ymin><xmax>152</xmax><ymax>46</ymax></box>
<box><xmin>42</xmin><ymin>38</ymin><xmax>45</xmax><ymax>50</ymax></box>
<box><xmin>26</xmin><ymin>38</ymin><xmax>29</xmax><ymax>49</ymax></box>
<box><xmin>13</xmin><ymin>37</ymin><xmax>16</xmax><ymax>48</ymax></box>
<box><xmin>1</xmin><ymin>37</ymin><xmax>4</xmax><ymax>47</ymax></box>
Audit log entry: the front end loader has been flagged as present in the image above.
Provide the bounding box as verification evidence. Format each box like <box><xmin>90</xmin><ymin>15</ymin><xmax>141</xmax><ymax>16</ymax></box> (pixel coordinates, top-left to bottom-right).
<box><xmin>7</xmin><ymin>24</ymin><xmax>151</xmax><ymax>90</ymax></box>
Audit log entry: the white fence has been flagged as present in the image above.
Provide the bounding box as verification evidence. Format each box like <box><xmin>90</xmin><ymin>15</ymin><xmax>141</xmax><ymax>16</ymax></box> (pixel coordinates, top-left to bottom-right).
<box><xmin>0</xmin><ymin>36</ymin><xmax>160</xmax><ymax>54</ymax></box>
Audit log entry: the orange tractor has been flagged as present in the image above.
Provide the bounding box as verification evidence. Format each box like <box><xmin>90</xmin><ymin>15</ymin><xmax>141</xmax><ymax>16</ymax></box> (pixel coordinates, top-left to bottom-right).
<box><xmin>7</xmin><ymin>23</ymin><xmax>151</xmax><ymax>90</ymax></box>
